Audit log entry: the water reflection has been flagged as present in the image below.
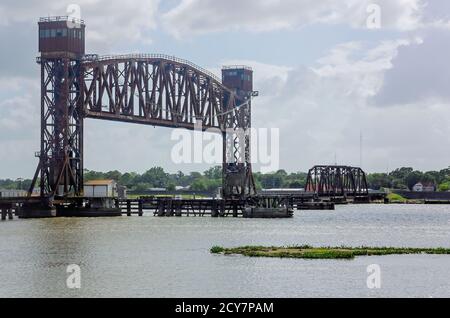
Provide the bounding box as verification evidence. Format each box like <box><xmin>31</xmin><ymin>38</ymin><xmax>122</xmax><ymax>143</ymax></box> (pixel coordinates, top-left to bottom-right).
<box><xmin>0</xmin><ymin>205</ymin><xmax>449</xmax><ymax>297</ymax></box>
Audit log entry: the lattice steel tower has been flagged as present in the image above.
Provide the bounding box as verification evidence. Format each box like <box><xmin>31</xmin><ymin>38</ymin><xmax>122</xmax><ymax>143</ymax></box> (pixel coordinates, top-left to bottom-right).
<box><xmin>31</xmin><ymin>17</ymin><xmax>85</xmax><ymax>198</ymax></box>
<box><xmin>222</xmin><ymin>66</ymin><xmax>256</xmax><ymax>198</ymax></box>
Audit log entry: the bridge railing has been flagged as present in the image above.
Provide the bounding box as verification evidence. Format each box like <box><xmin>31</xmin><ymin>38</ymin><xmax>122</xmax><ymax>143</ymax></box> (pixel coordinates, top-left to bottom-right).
<box><xmin>39</xmin><ymin>16</ymin><xmax>85</xmax><ymax>25</ymax></box>
<box><xmin>82</xmin><ymin>53</ymin><xmax>222</xmax><ymax>83</ymax></box>
<box><xmin>223</xmin><ymin>65</ymin><xmax>253</xmax><ymax>71</ymax></box>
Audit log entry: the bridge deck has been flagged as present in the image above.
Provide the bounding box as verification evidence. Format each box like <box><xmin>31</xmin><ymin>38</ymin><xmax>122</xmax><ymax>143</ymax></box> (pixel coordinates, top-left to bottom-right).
<box><xmin>0</xmin><ymin>190</ymin><xmax>380</xmax><ymax>219</ymax></box>
<box><xmin>1</xmin><ymin>195</ymin><xmax>300</xmax><ymax>219</ymax></box>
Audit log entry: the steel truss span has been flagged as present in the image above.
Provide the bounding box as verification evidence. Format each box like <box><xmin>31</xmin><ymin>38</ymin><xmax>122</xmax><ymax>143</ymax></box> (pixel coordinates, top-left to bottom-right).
<box><xmin>82</xmin><ymin>55</ymin><xmax>243</xmax><ymax>131</ymax></box>
<box><xmin>305</xmin><ymin>165</ymin><xmax>369</xmax><ymax>198</ymax></box>
<box><xmin>30</xmin><ymin>54</ymin><xmax>256</xmax><ymax>200</ymax></box>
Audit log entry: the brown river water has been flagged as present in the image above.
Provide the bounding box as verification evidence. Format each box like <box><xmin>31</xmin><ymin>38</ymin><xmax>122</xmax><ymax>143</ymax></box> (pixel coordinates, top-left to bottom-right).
<box><xmin>1</xmin><ymin>204</ymin><xmax>449</xmax><ymax>297</ymax></box>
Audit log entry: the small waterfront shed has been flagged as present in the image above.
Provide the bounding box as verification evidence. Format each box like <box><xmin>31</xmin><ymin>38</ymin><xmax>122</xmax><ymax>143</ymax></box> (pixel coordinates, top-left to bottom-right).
<box><xmin>84</xmin><ymin>180</ymin><xmax>117</xmax><ymax>198</ymax></box>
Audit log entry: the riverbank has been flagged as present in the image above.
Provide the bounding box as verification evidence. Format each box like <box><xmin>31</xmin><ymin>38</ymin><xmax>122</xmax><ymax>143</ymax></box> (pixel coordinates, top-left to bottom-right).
<box><xmin>211</xmin><ymin>246</ymin><xmax>450</xmax><ymax>260</ymax></box>
<box><xmin>386</xmin><ymin>193</ymin><xmax>450</xmax><ymax>204</ymax></box>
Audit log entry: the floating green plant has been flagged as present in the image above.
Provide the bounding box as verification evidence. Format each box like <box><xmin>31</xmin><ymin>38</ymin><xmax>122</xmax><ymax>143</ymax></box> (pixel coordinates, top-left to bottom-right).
<box><xmin>211</xmin><ymin>246</ymin><xmax>450</xmax><ymax>260</ymax></box>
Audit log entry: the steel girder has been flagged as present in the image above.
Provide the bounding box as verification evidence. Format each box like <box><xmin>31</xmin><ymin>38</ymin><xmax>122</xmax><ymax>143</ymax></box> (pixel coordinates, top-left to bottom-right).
<box><xmin>305</xmin><ymin>165</ymin><xmax>369</xmax><ymax>198</ymax></box>
<box><xmin>81</xmin><ymin>56</ymin><xmax>255</xmax><ymax>199</ymax></box>
<box><xmin>30</xmin><ymin>55</ymin><xmax>256</xmax><ymax>200</ymax></box>
<box><xmin>82</xmin><ymin>57</ymin><xmax>235</xmax><ymax>130</ymax></box>
<box><xmin>221</xmin><ymin>88</ymin><xmax>255</xmax><ymax>198</ymax></box>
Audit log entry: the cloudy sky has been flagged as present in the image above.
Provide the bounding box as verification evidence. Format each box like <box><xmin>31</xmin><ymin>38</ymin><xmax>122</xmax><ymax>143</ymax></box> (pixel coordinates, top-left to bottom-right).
<box><xmin>1</xmin><ymin>0</ymin><xmax>450</xmax><ymax>178</ymax></box>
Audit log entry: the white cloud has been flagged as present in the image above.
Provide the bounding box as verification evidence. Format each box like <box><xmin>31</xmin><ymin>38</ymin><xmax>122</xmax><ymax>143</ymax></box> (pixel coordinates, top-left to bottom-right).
<box><xmin>162</xmin><ymin>0</ymin><xmax>424</xmax><ymax>39</ymax></box>
<box><xmin>0</xmin><ymin>0</ymin><xmax>160</xmax><ymax>52</ymax></box>
<box><xmin>228</xmin><ymin>37</ymin><xmax>450</xmax><ymax>172</ymax></box>
<box><xmin>0</xmin><ymin>77</ymin><xmax>40</xmax><ymax>178</ymax></box>
<box><xmin>314</xmin><ymin>39</ymin><xmax>414</xmax><ymax>99</ymax></box>
<box><xmin>1</xmin><ymin>0</ymin><xmax>450</xmax><ymax>178</ymax></box>
<box><xmin>374</xmin><ymin>29</ymin><xmax>450</xmax><ymax>106</ymax></box>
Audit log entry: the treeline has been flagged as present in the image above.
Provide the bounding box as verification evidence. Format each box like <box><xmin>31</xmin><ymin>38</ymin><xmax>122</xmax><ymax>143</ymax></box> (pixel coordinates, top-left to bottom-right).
<box><xmin>84</xmin><ymin>167</ymin><xmax>308</xmax><ymax>192</ymax></box>
<box><xmin>367</xmin><ymin>167</ymin><xmax>450</xmax><ymax>191</ymax></box>
<box><xmin>68</xmin><ymin>166</ymin><xmax>450</xmax><ymax>192</ymax></box>
<box><xmin>1</xmin><ymin>167</ymin><xmax>450</xmax><ymax>192</ymax></box>
<box><xmin>0</xmin><ymin>179</ymin><xmax>33</xmax><ymax>191</ymax></box>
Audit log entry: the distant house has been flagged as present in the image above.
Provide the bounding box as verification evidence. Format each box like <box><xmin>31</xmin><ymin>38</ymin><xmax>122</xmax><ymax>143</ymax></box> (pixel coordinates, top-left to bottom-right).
<box><xmin>412</xmin><ymin>182</ymin><xmax>436</xmax><ymax>192</ymax></box>
<box><xmin>423</xmin><ymin>182</ymin><xmax>436</xmax><ymax>192</ymax></box>
<box><xmin>175</xmin><ymin>186</ymin><xmax>191</xmax><ymax>191</ymax></box>
<box><xmin>84</xmin><ymin>180</ymin><xmax>117</xmax><ymax>198</ymax></box>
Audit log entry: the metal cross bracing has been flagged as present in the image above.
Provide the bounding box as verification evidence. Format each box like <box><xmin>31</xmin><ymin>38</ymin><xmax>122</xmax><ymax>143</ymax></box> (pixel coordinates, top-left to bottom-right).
<box><xmin>29</xmin><ymin>55</ymin><xmax>256</xmax><ymax>201</ymax></box>
<box><xmin>8</xmin><ymin>17</ymin><xmax>377</xmax><ymax>217</ymax></box>
<box><xmin>81</xmin><ymin>56</ymin><xmax>256</xmax><ymax>198</ymax></box>
<box><xmin>305</xmin><ymin>165</ymin><xmax>369</xmax><ymax>198</ymax></box>
<box><xmin>30</xmin><ymin>56</ymin><xmax>84</xmax><ymax>198</ymax></box>
<box><xmin>82</xmin><ymin>56</ymin><xmax>237</xmax><ymax>130</ymax></box>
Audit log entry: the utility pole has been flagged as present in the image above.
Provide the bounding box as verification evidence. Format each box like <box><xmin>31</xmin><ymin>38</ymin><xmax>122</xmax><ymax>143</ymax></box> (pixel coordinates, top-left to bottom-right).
<box><xmin>360</xmin><ymin>130</ymin><xmax>363</xmax><ymax>169</ymax></box>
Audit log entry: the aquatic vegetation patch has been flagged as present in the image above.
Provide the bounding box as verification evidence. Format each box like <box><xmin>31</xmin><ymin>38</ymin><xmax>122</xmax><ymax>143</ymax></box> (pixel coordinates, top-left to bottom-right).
<box><xmin>210</xmin><ymin>246</ymin><xmax>450</xmax><ymax>260</ymax></box>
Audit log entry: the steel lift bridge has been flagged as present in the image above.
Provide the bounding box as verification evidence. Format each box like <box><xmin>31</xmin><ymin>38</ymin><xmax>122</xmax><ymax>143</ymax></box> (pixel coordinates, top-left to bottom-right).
<box><xmin>17</xmin><ymin>16</ymin><xmax>298</xmax><ymax>218</ymax></box>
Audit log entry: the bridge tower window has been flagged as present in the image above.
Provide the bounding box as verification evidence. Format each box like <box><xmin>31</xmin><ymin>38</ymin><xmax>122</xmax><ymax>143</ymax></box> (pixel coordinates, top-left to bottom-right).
<box><xmin>38</xmin><ymin>16</ymin><xmax>86</xmax><ymax>55</ymax></box>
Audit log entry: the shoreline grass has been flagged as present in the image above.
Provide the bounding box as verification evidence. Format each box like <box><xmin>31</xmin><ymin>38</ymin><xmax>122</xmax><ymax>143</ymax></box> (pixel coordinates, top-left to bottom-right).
<box><xmin>210</xmin><ymin>245</ymin><xmax>450</xmax><ymax>260</ymax></box>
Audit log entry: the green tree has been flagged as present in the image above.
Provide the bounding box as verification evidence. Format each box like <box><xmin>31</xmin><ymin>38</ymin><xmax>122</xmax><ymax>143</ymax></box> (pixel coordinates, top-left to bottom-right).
<box><xmin>134</xmin><ymin>183</ymin><xmax>151</xmax><ymax>192</ymax></box>
<box><xmin>390</xmin><ymin>167</ymin><xmax>414</xmax><ymax>180</ymax></box>
<box><xmin>367</xmin><ymin>173</ymin><xmax>392</xmax><ymax>190</ymax></box>
<box><xmin>140</xmin><ymin>167</ymin><xmax>168</xmax><ymax>188</ymax></box>
<box><xmin>438</xmin><ymin>182</ymin><xmax>450</xmax><ymax>192</ymax></box>
<box><xmin>204</xmin><ymin>166</ymin><xmax>222</xmax><ymax>179</ymax></box>
<box><xmin>104</xmin><ymin>170</ymin><xmax>122</xmax><ymax>181</ymax></box>
<box><xmin>119</xmin><ymin>172</ymin><xmax>138</xmax><ymax>187</ymax></box>
<box><xmin>167</xmin><ymin>183</ymin><xmax>176</xmax><ymax>192</ymax></box>
<box><xmin>288</xmin><ymin>181</ymin><xmax>304</xmax><ymax>189</ymax></box>
<box><xmin>405</xmin><ymin>171</ymin><xmax>423</xmax><ymax>190</ymax></box>
<box><xmin>191</xmin><ymin>179</ymin><xmax>207</xmax><ymax>191</ymax></box>
<box><xmin>84</xmin><ymin>169</ymin><xmax>105</xmax><ymax>181</ymax></box>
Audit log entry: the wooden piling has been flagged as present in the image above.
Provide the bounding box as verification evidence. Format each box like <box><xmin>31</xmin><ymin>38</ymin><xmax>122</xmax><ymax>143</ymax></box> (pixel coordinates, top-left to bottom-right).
<box><xmin>116</xmin><ymin>195</ymin><xmax>299</xmax><ymax>219</ymax></box>
<box><xmin>127</xmin><ymin>200</ymin><xmax>132</xmax><ymax>216</ymax></box>
<box><xmin>174</xmin><ymin>201</ymin><xmax>182</xmax><ymax>217</ymax></box>
<box><xmin>166</xmin><ymin>200</ymin><xmax>174</xmax><ymax>217</ymax></box>
<box><xmin>138</xmin><ymin>200</ymin><xmax>143</xmax><ymax>216</ymax></box>
<box><xmin>219</xmin><ymin>201</ymin><xmax>226</xmax><ymax>217</ymax></box>
<box><xmin>157</xmin><ymin>201</ymin><xmax>165</xmax><ymax>217</ymax></box>
<box><xmin>211</xmin><ymin>201</ymin><xmax>219</xmax><ymax>217</ymax></box>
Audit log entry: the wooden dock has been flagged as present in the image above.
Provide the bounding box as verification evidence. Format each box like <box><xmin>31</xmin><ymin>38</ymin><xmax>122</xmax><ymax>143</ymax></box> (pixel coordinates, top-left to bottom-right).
<box><xmin>1</xmin><ymin>208</ymin><xmax>14</xmax><ymax>220</ymax></box>
<box><xmin>119</xmin><ymin>198</ymin><xmax>232</xmax><ymax>217</ymax></box>
<box><xmin>118</xmin><ymin>195</ymin><xmax>337</xmax><ymax>217</ymax></box>
<box><xmin>298</xmin><ymin>202</ymin><xmax>335</xmax><ymax>210</ymax></box>
<box><xmin>0</xmin><ymin>191</ymin><xmax>378</xmax><ymax>219</ymax></box>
